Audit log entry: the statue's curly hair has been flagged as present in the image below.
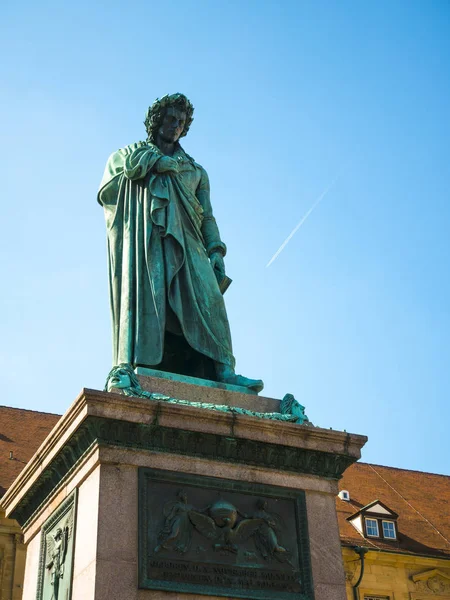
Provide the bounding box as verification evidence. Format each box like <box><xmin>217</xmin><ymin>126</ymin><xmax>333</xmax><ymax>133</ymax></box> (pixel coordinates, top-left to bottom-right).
<box><xmin>144</xmin><ymin>93</ymin><xmax>194</xmax><ymax>143</ymax></box>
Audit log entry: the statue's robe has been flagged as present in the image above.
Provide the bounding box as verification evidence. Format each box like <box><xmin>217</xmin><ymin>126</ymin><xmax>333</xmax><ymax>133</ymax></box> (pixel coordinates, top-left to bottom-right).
<box><xmin>98</xmin><ymin>142</ymin><xmax>235</xmax><ymax>373</ymax></box>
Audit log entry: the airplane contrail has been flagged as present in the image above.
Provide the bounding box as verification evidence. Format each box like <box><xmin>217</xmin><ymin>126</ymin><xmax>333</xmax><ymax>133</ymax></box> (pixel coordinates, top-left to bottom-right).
<box><xmin>266</xmin><ymin>176</ymin><xmax>339</xmax><ymax>268</ymax></box>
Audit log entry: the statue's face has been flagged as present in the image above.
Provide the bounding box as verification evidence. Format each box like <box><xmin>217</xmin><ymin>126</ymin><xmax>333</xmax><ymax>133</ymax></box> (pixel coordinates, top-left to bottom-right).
<box><xmin>158</xmin><ymin>106</ymin><xmax>187</xmax><ymax>143</ymax></box>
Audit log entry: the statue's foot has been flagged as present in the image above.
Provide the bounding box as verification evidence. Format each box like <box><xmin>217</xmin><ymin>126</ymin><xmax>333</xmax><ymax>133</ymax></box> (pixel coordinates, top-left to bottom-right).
<box><xmin>227</xmin><ymin>373</ymin><xmax>264</xmax><ymax>393</ymax></box>
<box><xmin>215</xmin><ymin>364</ymin><xmax>264</xmax><ymax>393</ymax></box>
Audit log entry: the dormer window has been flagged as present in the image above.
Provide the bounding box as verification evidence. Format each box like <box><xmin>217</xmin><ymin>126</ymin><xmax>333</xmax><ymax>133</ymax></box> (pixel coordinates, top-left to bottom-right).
<box><xmin>347</xmin><ymin>500</ymin><xmax>398</xmax><ymax>541</ymax></box>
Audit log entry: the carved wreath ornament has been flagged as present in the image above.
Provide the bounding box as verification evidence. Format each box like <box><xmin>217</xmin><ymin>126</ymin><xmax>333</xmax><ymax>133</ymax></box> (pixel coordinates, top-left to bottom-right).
<box><xmin>411</xmin><ymin>569</ymin><xmax>450</xmax><ymax>595</ymax></box>
<box><xmin>105</xmin><ymin>363</ymin><xmax>311</xmax><ymax>425</ymax></box>
<box><xmin>415</xmin><ymin>576</ymin><xmax>450</xmax><ymax>594</ymax></box>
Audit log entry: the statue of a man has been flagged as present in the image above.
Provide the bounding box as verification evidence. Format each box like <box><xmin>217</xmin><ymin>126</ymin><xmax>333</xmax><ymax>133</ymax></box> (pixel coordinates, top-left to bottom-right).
<box><xmin>98</xmin><ymin>94</ymin><xmax>262</xmax><ymax>392</ymax></box>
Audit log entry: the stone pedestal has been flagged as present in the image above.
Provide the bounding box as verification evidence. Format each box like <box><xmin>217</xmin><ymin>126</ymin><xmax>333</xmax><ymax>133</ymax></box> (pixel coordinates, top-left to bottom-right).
<box><xmin>1</xmin><ymin>379</ymin><xmax>366</xmax><ymax>600</ymax></box>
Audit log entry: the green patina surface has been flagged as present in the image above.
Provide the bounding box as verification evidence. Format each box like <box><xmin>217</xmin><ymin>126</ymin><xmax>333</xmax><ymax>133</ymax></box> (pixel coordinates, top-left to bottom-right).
<box><xmin>36</xmin><ymin>491</ymin><xmax>77</xmax><ymax>600</ymax></box>
<box><xmin>98</xmin><ymin>93</ymin><xmax>262</xmax><ymax>392</ymax></box>
<box><xmin>138</xmin><ymin>468</ymin><xmax>315</xmax><ymax>600</ymax></box>
<box><xmin>11</xmin><ymin>413</ymin><xmax>353</xmax><ymax>528</ymax></box>
<box><xmin>104</xmin><ymin>364</ymin><xmax>311</xmax><ymax>424</ymax></box>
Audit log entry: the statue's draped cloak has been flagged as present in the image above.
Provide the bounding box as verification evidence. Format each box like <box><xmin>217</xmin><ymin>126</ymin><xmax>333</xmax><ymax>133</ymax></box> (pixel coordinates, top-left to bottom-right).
<box><xmin>98</xmin><ymin>142</ymin><xmax>235</xmax><ymax>369</ymax></box>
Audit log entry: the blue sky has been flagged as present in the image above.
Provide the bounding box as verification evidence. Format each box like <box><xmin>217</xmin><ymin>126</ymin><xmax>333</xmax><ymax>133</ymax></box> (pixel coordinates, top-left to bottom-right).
<box><xmin>1</xmin><ymin>1</ymin><xmax>449</xmax><ymax>475</ymax></box>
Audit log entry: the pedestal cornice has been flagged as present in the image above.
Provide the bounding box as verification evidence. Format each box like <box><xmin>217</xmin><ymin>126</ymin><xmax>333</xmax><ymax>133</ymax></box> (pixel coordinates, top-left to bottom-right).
<box><xmin>1</xmin><ymin>388</ymin><xmax>367</xmax><ymax>530</ymax></box>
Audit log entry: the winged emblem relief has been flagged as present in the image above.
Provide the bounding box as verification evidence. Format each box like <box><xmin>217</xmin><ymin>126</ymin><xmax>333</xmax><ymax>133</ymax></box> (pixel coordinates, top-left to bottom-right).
<box><xmin>154</xmin><ymin>491</ymin><xmax>293</xmax><ymax>567</ymax></box>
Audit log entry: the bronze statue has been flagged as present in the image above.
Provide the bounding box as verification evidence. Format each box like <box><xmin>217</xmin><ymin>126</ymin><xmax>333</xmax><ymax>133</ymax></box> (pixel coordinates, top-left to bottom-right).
<box><xmin>98</xmin><ymin>94</ymin><xmax>262</xmax><ymax>392</ymax></box>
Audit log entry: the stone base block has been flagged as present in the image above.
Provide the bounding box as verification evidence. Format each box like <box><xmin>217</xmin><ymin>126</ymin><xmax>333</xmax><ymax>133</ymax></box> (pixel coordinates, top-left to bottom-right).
<box><xmin>2</xmin><ymin>382</ymin><xmax>367</xmax><ymax>600</ymax></box>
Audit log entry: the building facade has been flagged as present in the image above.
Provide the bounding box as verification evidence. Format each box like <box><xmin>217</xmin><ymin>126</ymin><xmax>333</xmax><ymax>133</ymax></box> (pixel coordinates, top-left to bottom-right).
<box><xmin>337</xmin><ymin>462</ymin><xmax>450</xmax><ymax>600</ymax></box>
<box><xmin>0</xmin><ymin>406</ymin><xmax>59</xmax><ymax>600</ymax></box>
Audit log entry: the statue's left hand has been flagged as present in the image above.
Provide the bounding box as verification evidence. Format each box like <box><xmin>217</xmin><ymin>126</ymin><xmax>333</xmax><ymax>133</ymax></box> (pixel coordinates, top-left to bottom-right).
<box><xmin>210</xmin><ymin>252</ymin><xmax>225</xmax><ymax>278</ymax></box>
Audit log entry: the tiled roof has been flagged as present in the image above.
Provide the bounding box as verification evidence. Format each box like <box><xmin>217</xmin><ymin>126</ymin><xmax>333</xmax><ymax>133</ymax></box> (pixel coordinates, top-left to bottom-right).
<box><xmin>0</xmin><ymin>405</ymin><xmax>60</xmax><ymax>498</ymax></box>
<box><xmin>337</xmin><ymin>462</ymin><xmax>450</xmax><ymax>557</ymax></box>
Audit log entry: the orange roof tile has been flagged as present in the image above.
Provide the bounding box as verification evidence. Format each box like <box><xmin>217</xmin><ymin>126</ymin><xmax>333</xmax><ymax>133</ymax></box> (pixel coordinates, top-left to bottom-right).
<box><xmin>0</xmin><ymin>405</ymin><xmax>60</xmax><ymax>498</ymax></box>
<box><xmin>337</xmin><ymin>462</ymin><xmax>450</xmax><ymax>557</ymax></box>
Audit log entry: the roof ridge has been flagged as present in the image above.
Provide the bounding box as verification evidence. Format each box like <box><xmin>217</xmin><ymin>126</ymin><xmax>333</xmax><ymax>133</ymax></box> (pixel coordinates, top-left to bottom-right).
<box><xmin>359</xmin><ymin>461</ymin><xmax>450</xmax><ymax>479</ymax></box>
<box><xmin>0</xmin><ymin>405</ymin><xmax>61</xmax><ymax>417</ymax></box>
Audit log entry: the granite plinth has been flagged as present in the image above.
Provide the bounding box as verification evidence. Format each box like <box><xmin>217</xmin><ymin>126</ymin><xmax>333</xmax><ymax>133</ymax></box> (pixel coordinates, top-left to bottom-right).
<box><xmin>135</xmin><ymin>367</ymin><xmax>260</xmax><ymax>395</ymax></box>
<box><xmin>2</xmin><ymin>380</ymin><xmax>367</xmax><ymax>600</ymax></box>
<box><xmin>136</xmin><ymin>371</ymin><xmax>281</xmax><ymax>412</ymax></box>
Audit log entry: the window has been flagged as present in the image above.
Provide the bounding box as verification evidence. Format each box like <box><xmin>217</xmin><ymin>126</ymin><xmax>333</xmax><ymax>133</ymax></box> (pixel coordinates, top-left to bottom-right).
<box><xmin>348</xmin><ymin>500</ymin><xmax>399</xmax><ymax>542</ymax></box>
<box><xmin>339</xmin><ymin>490</ymin><xmax>350</xmax><ymax>501</ymax></box>
<box><xmin>365</xmin><ymin>518</ymin><xmax>379</xmax><ymax>537</ymax></box>
<box><xmin>382</xmin><ymin>520</ymin><xmax>396</xmax><ymax>539</ymax></box>
<box><xmin>362</xmin><ymin>517</ymin><xmax>397</xmax><ymax>540</ymax></box>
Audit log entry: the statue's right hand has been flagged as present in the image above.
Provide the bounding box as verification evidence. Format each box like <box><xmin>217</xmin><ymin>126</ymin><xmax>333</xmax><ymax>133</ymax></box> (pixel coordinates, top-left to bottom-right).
<box><xmin>156</xmin><ymin>156</ymin><xmax>179</xmax><ymax>174</ymax></box>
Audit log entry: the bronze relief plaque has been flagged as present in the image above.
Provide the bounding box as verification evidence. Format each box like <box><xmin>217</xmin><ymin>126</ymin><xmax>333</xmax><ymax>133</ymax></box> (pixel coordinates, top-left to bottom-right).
<box><xmin>138</xmin><ymin>469</ymin><xmax>314</xmax><ymax>600</ymax></box>
<box><xmin>36</xmin><ymin>490</ymin><xmax>77</xmax><ymax>600</ymax></box>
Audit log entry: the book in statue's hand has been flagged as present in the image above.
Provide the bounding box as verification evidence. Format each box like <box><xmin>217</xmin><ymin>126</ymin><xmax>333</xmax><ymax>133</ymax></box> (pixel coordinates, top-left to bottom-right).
<box><xmin>214</xmin><ymin>267</ymin><xmax>232</xmax><ymax>295</ymax></box>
